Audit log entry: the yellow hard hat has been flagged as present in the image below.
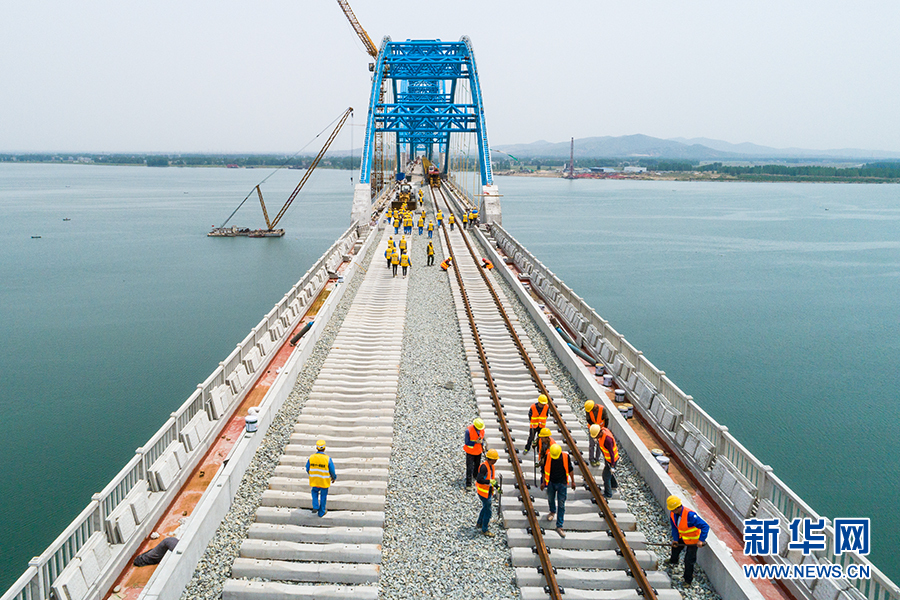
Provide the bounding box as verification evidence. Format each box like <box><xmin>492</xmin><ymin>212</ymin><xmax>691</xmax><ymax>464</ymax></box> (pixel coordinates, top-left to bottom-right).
<box><xmin>667</xmin><ymin>495</ymin><xmax>682</xmax><ymax>511</ymax></box>
<box><xmin>549</xmin><ymin>444</ymin><xmax>562</xmax><ymax>459</ymax></box>
<box><xmin>486</xmin><ymin>449</ymin><xmax>499</xmax><ymax>460</ymax></box>
<box><xmin>538</xmin><ymin>394</ymin><xmax>548</xmax><ymax>405</ymax></box>
<box><xmin>584</xmin><ymin>400</ymin><xmax>595</xmax><ymax>412</ymax></box>
<box><xmin>538</xmin><ymin>427</ymin><xmax>552</xmax><ymax>438</ymax></box>
<box><xmin>316</xmin><ymin>439</ymin><xmax>326</xmax><ymax>450</ymax></box>
<box><xmin>590</xmin><ymin>424</ymin><xmax>601</xmax><ymax>438</ymax></box>
<box><xmin>473</xmin><ymin>418</ymin><xmax>485</xmax><ymax>430</ymax></box>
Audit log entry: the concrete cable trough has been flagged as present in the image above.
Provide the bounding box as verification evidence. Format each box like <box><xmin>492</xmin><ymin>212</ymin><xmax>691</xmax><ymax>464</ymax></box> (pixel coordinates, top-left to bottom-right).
<box><xmin>223</xmin><ymin>226</ymin><xmax>406</xmax><ymax>600</ymax></box>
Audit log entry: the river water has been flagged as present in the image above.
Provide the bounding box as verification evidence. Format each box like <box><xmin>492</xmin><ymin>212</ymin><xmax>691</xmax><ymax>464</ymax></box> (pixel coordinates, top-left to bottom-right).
<box><xmin>1</xmin><ymin>165</ymin><xmax>897</xmax><ymax>591</ymax></box>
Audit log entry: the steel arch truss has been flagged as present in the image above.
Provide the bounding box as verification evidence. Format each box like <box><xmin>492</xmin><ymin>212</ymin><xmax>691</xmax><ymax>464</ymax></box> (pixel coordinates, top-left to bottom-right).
<box><xmin>359</xmin><ymin>37</ymin><xmax>493</xmax><ymax>189</ymax></box>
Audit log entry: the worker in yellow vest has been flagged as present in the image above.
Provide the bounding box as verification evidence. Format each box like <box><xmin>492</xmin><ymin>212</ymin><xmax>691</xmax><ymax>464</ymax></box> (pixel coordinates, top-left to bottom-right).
<box><xmin>385</xmin><ymin>245</ymin><xmax>394</xmax><ymax>269</ymax></box>
<box><xmin>306</xmin><ymin>440</ymin><xmax>336</xmax><ymax>517</ymax></box>
<box><xmin>667</xmin><ymin>496</ymin><xmax>710</xmax><ymax>585</ymax></box>
<box><xmin>475</xmin><ymin>448</ymin><xmax>500</xmax><ymax>536</ymax></box>
<box><xmin>391</xmin><ymin>251</ymin><xmax>400</xmax><ymax>277</ymax></box>
<box><xmin>400</xmin><ymin>252</ymin><xmax>411</xmax><ymax>277</ymax></box>
<box><xmin>462</xmin><ymin>211</ymin><xmax>469</xmax><ymax>229</ymax></box>
<box><xmin>427</xmin><ymin>220</ymin><xmax>434</xmax><ymax>239</ymax></box>
<box><xmin>393</xmin><ymin>215</ymin><xmax>401</xmax><ymax>235</ymax></box>
<box><xmin>418</xmin><ymin>214</ymin><xmax>425</xmax><ymax>235</ymax></box>
<box><xmin>436</xmin><ymin>209</ymin><xmax>443</xmax><ymax>227</ymax></box>
<box><xmin>399</xmin><ymin>236</ymin><xmax>407</xmax><ymax>254</ymax></box>
<box><xmin>426</xmin><ymin>241</ymin><xmax>435</xmax><ymax>266</ymax></box>
<box><xmin>448</xmin><ymin>213</ymin><xmax>456</xmax><ymax>231</ymax></box>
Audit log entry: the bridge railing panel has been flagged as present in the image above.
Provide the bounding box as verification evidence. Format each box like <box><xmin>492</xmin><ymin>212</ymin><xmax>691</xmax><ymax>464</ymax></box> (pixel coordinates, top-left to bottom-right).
<box><xmin>0</xmin><ymin>567</ymin><xmax>40</xmax><ymax>600</ymax></box>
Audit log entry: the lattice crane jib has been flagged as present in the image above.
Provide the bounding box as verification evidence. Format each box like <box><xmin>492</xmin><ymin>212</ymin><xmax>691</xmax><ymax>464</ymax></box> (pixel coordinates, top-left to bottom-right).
<box><xmin>359</xmin><ymin>38</ymin><xmax>494</xmax><ymax>191</ymax></box>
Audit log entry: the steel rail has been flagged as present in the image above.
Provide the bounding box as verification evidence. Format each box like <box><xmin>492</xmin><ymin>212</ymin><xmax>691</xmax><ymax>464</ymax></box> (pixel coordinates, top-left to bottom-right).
<box><xmin>437</xmin><ymin>195</ymin><xmax>564</xmax><ymax>599</ymax></box>
<box><xmin>436</xmin><ymin>185</ymin><xmax>659</xmax><ymax>600</ymax></box>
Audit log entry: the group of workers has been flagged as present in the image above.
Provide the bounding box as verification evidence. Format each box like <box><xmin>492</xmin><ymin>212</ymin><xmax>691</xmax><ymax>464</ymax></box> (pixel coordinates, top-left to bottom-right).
<box><xmin>462</xmin><ymin>393</ymin><xmax>710</xmax><ymax>586</ymax></box>
<box><xmin>391</xmin><ymin>205</ymin><xmax>437</xmax><ymax>240</ymax></box>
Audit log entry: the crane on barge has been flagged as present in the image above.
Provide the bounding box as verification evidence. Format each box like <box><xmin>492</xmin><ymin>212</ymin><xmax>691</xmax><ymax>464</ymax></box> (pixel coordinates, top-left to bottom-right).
<box><xmin>209</xmin><ymin>107</ymin><xmax>353</xmax><ymax>238</ymax></box>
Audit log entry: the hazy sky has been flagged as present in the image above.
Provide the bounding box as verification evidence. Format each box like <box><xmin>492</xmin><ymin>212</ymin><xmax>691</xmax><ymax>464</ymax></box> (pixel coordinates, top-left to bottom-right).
<box><xmin>2</xmin><ymin>0</ymin><xmax>898</xmax><ymax>153</ymax></box>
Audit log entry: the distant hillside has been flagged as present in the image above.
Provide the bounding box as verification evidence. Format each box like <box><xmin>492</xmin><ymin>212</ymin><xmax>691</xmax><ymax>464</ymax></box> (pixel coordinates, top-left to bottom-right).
<box><xmin>493</xmin><ymin>135</ymin><xmax>900</xmax><ymax>161</ymax></box>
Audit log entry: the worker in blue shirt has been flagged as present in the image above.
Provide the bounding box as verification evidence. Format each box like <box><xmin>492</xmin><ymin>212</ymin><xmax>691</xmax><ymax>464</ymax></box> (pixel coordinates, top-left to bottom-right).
<box><xmin>667</xmin><ymin>495</ymin><xmax>710</xmax><ymax>585</ymax></box>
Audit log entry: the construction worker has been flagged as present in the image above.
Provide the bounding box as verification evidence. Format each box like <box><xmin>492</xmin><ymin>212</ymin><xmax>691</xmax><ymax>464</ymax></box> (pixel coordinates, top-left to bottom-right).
<box><xmin>667</xmin><ymin>496</ymin><xmax>710</xmax><ymax>586</ymax></box>
<box><xmin>436</xmin><ymin>209</ymin><xmax>443</xmax><ymax>227</ymax></box>
<box><xmin>404</xmin><ymin>214</ymin><xmax>413</xmax><ymax>235</ymax></box>
<box><xmin>306</xmin><ymin>440</ymin><xmax>336</xmax><ymax>517</ymax></box>
<box><xmin>463</xmin><ymin>417</ymin><xmax>486</xmax><ymax>490</ymax></box>
<box><xmin>385</xmin><ymin>245</ymin><xmax>394</xmax><ymax>269</ymax></box>
<box><xmin>536</xmin><ymin>427</ymin><xmax>555</xmax><ymax>466</ymax></box>
<box><xmin>418</xmin><ymin>214</ymin><xmax>425</xmax><ymax>235</ymax></box>
<box><xmin>391</xmin><ymin>251</ymin><xmax>400</xmax><ymax>277</ymax></box>
<box><xmin>541</xmin><ymin>444</ymin><xmax>576</xmax><ymax>537</ymax></box>
<box><xmin>440</xmin><ymin>256</ymin><xmax>453</xmax><ymax>271</ymax></box>
<box><xmin>585</xmin><ymin>400</ymin><xmax>606</xmax><ymax>466</ymax></box>
<box><xmin>399</xmin><ymin>235</ymin><xmax>407</xmax><ymax>254</ymax></box>
<box><xmin>462</xmin><ymin>211</ymin><xmax>469</xmax><ymax>229</ymax></box>
<box><xmin>524</xmin><ymin>394</ymin><xmax>550</xmax><ymax>453</ymax></box>
<box><xmin>475</xmin><ymin>448</ymin><xmax>499</xmax><ymax>536</ymax></box>
<box><xmin>448</xmin><ymin>213</ymin><xmax>456</xmax><ymax>231</ymax></box>
<box><xmin>393</xmin><ymin>214</ymin><xmax>401</xmax><ymax>235</ymax></box>
<box><xmin>426</xmin><ymin>241</ymin><xmax>435</xmax><ymax>266</ymax></box>
<box><xmin>427</xmin><ymin>220</ymin><xmax>434</xmax><ymax>239</ymax></box>
<box><xmin>480</xmin><ymin>257</ymin><xmax>494</xmax><ymax>270</ymax></box>
<box><xmin>471</xmin><ymin>207</ymin><xmax>479</xmax><ymax>226</ymax></box>
<box><xmin>597</xmin><ymin>418</ymin><xmax>619</xmax><ymax>498</ymax></box>
<box><xmin>400</xmin><ymin>251</ymin><xmax>411</xmax><ymax>277</ymax></box>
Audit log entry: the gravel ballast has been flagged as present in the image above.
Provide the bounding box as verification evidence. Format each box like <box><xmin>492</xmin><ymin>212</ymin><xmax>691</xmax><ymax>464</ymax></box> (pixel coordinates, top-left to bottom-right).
<box><xmin>376</xmin><ymin>193</ymin><xmax>519</xmax><ymax>600</ymax></box>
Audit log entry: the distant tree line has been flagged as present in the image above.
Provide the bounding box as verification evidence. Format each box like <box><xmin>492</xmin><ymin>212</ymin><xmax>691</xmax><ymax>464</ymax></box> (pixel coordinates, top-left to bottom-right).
<box><xmin>698</xmin><ymin>162</ymin><xmax>900</xmax><ymax>180</ymax></box>
<box><xmin>0</xmin><ymin>153</ymin><xmax>362</xmax><ymax>169</ymax></box>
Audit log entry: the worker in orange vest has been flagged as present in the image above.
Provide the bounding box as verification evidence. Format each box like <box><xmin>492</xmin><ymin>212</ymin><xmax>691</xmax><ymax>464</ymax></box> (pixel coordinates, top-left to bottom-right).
<box><xmin>595</xmin><ymin>418</ymin><xmax>619</xmax><ymax>498</ymax></box>
<box><xmin>480</xmin><ymin>257</ymin><xmax>494</xmax><ymax>270</ymax></box>
<box><xmin>463</xmin><ymin>418</ymin><xmax>486</xmax><ymax>490</ymax></box>
<box><xmin>536</xmin><ymin>427</ymin><xmax>555</xmax><ymax>466</ymax></box>
<box><xmin>524</xmin><ymin>394</ymin><xmax>550</xmax><ymax>453</ymax></box>
<box><xmin>667</xmin><ymin>496</ymin><xmax>710</xmax><ymax>585</ymax></box>
<box><xmin>440</xmin><ymin>256</ymin><xmax>453</xmax><ymax>271</ymax></box>
<box><xmin>475</xmin><ymin>448</ymin><xmax>500</xmax><ymax>536</ymax></box>
<box><xmin>584</xmin><ymin>400</ymin><xmax>606</xmax><ymax>466</ymax></box>
<box><xmin>541</xmin><ymin>444</ymin><xmax>575</xmax><ymax>537</ymax></box>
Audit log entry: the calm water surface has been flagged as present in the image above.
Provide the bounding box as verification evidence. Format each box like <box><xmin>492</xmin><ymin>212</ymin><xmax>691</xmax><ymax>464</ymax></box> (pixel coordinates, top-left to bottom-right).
<box><xmin>1</xmin><ymin>166</ymin><xmax>898</xmax><ymax>590</ymax></box>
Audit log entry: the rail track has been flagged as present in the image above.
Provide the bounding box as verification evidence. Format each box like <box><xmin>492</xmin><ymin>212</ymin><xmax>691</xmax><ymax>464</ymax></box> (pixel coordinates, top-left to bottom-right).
<box><xmin>433</xmin><ymin>185</ymin><xmax>680</xmax><ymax>600</ymax></box>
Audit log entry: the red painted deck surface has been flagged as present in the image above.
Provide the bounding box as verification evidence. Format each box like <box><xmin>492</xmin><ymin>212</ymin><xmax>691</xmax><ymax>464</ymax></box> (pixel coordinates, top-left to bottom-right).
<box><xmin>104</xmin><ymin>285</ymin><xmax>333</xmax><ymax>599</ymax></box>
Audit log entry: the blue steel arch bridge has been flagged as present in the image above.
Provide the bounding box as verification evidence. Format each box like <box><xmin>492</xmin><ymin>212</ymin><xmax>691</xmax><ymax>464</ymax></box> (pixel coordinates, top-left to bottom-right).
<box><xmin>351</xmin><ymin>37</ymin><xmax>501</xmax><ymax>225</ymax></box>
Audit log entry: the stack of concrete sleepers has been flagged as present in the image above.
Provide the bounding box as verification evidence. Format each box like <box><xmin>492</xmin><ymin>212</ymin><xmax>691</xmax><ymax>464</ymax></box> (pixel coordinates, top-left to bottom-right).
<box><xmin>223</xmin><ymin>227</ymin><xmax>405</xmax><ymax>600</ymax></box>
<box><xmin>441</xmin><ymin>222</ymin><xmax>681</xmax><ymax>600</ymax></box>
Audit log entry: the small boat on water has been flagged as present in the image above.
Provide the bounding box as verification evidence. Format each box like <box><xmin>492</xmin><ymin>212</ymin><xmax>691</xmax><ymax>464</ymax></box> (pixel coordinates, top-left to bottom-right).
<box><xmin>63</xmin><ymin>218</ymin><xmax>71</xmax><ymax>221</ymax></box>
<box><xmin>207</xmin><ymin>226</ymin><xmax>284</xmax><ymax>237</ymax></box>
<box><xmin>31</xmin><ymin>235</ymin><xmax>41</xmax><ymax>239</ymax></box>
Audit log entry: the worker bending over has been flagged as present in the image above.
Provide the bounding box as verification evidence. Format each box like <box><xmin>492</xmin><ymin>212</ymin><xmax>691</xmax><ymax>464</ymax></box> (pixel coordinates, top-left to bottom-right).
<box><xmin>596</xmin><ymin>418</ymin><xmax>619</xmax><ymax>498</ymax></box>
<box><xmin>667</xmin><ymin>496</ymin><xmax>710</xmax><ymax>586</ymax></box>
<box><xmin>524</xmin><ymin>394</ymin><xmax>550</xmax><ymax>453</ymax></box>
<box><xmin>440</xmin><ymin>256</ymin><xmax>453</xmax><ymax>271</ymax></box>
<box><xmin>475</xmin><ymin>448</ymin><xmax>500</xmax><ymax>536</ymax></box>
<box><xmin>541</xmin><ymin>444</ymin><xmax>576</xmax><ymax>537</ymax></box>
<box><xmin>306</xmin><ymin>440</ymin><xmax>337</xmax><ymax>517</ymax></box>
<box><xmin>481</xmin><ymin>257</ymin><xmax>494</xmax><ymax>270</ymax></box>
<box><xmin>584</xmin><ymin>400</ymin><xmax>606</xmax><ymax>466</ymax></box>
<box><xmin>463</xmin><ymin>418</ymin><xmax>486</xmax><ymax>490</ymax></box>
